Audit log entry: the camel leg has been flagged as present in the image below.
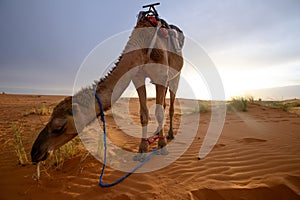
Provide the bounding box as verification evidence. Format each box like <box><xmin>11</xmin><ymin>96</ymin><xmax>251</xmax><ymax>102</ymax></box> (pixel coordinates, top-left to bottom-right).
<box><xmin>153</xmin><ymin>87</ymin><xmax>168</xmax><ymax>136</ymax></box>
<box><xmin>163</xmin><ymin>88</ymin><xmax>168</xmax><ymax>110</ymax></box>
<box><xmin>167</xmin><ymin>75</ymin><xmax>180</xmax><ymax>140</ymax></box>
<box><xmin>167</xmin><ymin>89</ymin><xmax>176</xmax><ymax>140</ymax></box>
<box><xmin>155</xmin><ymin>84</ymin><xmax>168</xmax><ymax>155</ymax></box>
<box><xmin>137</xmin><ymin>85</ymin><xmax>149</xmax><ymax>152</ymax></box>
<box><xmin>133</xmin><ymin>84</ymin><xmax>149</xmax><ymax>161</ymax></box>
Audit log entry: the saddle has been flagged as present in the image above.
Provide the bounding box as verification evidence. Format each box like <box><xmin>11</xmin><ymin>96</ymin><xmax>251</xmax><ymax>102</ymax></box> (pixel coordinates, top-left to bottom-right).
<box><xmin>138</xmin><ymin>11</ymin><xmax>185</xmax><ymax>53</ymax></box>
<box><xmin>159</xmin><ymin>19</ymin><xmax>184</xmax><ymax>52</ymax></box>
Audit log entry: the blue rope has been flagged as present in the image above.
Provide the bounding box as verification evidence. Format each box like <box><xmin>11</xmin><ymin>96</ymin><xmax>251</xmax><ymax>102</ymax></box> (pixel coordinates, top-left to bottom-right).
<box><xmin>94</xmin><ymin>92</ymin><xmax>157</xmax><ymax>188</ymax></box>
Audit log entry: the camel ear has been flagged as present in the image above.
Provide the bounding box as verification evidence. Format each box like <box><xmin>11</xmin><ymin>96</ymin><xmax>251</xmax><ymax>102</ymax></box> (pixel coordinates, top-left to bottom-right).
<box><xmin>72</xmin><ymin>103</ymin><xmax>81</xmax><ymax>116</ymax></box>
<box><xmin>72</xmin><ymin>103</ymin><xmax>85</xmax><ymax>132</ymax></box>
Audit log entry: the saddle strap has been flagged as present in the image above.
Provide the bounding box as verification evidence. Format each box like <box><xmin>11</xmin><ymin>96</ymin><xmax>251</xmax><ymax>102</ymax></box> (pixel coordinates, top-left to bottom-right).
<box><xmin>147</xmin><ymin>20</ymin><xmax>162</xmax><ymax>58</ymax></box>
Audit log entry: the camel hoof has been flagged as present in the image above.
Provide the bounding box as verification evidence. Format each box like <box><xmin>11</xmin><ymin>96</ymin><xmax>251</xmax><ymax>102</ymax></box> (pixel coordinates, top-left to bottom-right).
<box><xmin>167</xmin><ymin>135</ymin><xmax>175</xmax><ymax>140</ymax></box>
<box><xmin>153</xmin><ymin>129</ymin><xmax>160</xmax><ymax>136</ymax></box>
<box><xmin>133</xmin><ymin>153</ymin><xmax>146</xmax><ymax>162</ymax></box>
<box><xmin>156</xmin><ymin>147</ymin><xmax>169</xmax><ymax>155</ymax></box>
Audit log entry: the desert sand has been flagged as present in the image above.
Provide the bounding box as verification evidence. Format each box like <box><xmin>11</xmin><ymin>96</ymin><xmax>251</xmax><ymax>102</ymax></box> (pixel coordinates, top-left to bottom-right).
<box><xmin>0</xmin><ymin>94</ymin><xmax>299</xmax><ymax>199</ymax></box>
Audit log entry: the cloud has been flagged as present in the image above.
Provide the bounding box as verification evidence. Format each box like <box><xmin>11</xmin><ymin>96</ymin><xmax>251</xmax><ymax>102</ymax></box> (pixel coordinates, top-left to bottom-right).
<box><xmin>0</xmin><ymin>0</ymin><xmax>299</xmax><ymax>97</ymax></box>
<box><xmin>180</xmin><ymin>0</ymin><xmax>300</xmax><ymax>71</ymax></box>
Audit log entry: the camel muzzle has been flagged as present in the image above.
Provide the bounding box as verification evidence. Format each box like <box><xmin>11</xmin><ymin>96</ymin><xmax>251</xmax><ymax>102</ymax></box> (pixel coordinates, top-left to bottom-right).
<box><xmin>31</xmin><ymin>126</ymin><xmax>50</xmax><ymax>164</ymax></box>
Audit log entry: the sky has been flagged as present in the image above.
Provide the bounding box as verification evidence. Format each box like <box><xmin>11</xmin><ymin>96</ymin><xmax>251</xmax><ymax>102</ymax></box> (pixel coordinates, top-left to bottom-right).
<box><xmin>1</xmin><ymin>0</ymin><xmax>300</xmax><ymax>100</ymax></box>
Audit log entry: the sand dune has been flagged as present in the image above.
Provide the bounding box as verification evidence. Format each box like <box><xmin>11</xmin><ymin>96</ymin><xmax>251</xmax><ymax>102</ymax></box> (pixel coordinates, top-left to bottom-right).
<box><xmin>0</xmin><ymin>94</ymin><xmax>299</xmax><ymax>199</ymax></box>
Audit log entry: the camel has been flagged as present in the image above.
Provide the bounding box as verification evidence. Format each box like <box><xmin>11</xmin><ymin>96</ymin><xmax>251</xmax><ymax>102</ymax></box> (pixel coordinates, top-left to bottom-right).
<box><xmin>31</xmin><ymin>7</ymin><xmax>184</xmax><ymax>163</ymax></box>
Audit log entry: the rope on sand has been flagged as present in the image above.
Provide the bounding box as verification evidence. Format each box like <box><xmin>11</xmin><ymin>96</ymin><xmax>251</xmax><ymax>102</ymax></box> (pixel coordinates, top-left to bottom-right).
<box><xmin>95</xmin><ymin>92</ymin><xmax>157</xmax><ymax>187</ymax></box>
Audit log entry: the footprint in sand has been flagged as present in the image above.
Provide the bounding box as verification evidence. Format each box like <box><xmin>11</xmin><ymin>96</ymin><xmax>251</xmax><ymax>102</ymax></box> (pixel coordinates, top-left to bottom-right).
<box><xmin>238</xmin><ymin>137</ymin><xmax>267</xmax><ymax>144</ymax></box>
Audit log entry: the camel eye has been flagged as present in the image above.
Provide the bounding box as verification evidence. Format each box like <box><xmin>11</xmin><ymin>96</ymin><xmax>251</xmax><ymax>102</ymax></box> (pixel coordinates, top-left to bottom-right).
<box><xmin>52</xmin><ymin>125</ymin><xmax>65</xmax><ymax>134</ymax></box>
<box><xmin>50</xmin><ymin>118</ymin><xmax>67</xmax><ymax>134</ymax></box>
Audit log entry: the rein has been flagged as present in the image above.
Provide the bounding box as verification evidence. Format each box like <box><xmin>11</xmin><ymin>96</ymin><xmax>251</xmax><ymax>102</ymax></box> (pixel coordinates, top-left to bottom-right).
<box><xmin>94</xmin><ymin>92</ymin><xmax>158</xmax><ymax>187</ymax></box>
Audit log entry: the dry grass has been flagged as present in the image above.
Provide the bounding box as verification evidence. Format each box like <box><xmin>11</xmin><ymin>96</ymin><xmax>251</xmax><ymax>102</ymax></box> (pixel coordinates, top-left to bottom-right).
<box><xmin>42</xmin><ymin>137</ymin><xmax>83</xmax><ymax>170</ymax></box>
<box><xmin>180</xmin><ymin>101</ymin><xmax>210</xmax><ymax>115</ymax></box>
<box><xmin>13</xmin><ymin>122</ymin><xmax>85</xmax><ymax>178</ymax></box>
<box><xmin>268</xmin><ymin>101</ymin><xmax>300</xmax><ymax>112</ymax></box>
<box><xmin>227</xmin><ymin>96</ymin><xmax>254</xmax><ymax>112</ymax></box>
<box><xmin>256</xmin><ymin>99</ymin><xmax>300</xmax><ymax>112</ymax></box>
<box><xmin>23</xmin><ymin>104</ymin><xmax>53</xmax><ymax>117</ymax></box>
<box><xmin>12</xmin><ymin>124</ymin><xmax>29</xmax><ymax>166</ymax></box>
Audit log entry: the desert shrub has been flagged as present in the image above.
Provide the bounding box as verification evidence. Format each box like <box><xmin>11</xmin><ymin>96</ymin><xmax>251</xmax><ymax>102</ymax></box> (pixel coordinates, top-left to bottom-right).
<box><xmin>227</xmin><ymin>97</ymin><xmax>250</xmax><ymax>112</ymax></box>
<box><xmin>247</xmin><ymin>96</ymin><xmax>254</xmax><ymax>103</ymax></box>
<box><xmin>180</xmin><ymin>101</ymin><xmax>210</xmax><ymax>114</ymax></box>
<box><xmin>269</xmin><ymin>102</ymin><xmax>300</xmax><ymax>112</ymax></box>
<box><xmin>198</xmin><ymin>102</ymin><xmax>209</xmax><ymax>113</ymax></box>
<box><xmin>275</xmin><ymin>103</ymin><xmax>289</xmax><ymax>111</ymax></box>
<box><xmin>288</xmin><ymin>102</ymin><xmax>300</xmax><ymax>107</ymax></box>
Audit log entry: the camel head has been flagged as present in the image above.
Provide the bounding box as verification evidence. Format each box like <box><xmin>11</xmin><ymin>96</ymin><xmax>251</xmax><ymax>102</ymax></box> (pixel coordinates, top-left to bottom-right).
<box><xmin>31</xmin><ymin>97</ymin><xmax>78</xmax><ymax>164</ymax></box>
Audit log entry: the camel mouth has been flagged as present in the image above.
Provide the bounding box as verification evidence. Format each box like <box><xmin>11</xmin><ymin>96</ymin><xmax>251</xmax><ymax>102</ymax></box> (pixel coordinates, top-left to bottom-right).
<box><xmin>31</xmin><ymin>126</ymin><xmax>50</xmax><ymax>164</ymax></box>
<box><xmin>30</xmin><ymin>129</ymin><xmax>77</xmax><ymax>164</ymax></box>
<box><xmin>31</xmin><ymin>150</ymin><xmax>49</xmax><ymax>164</ymax></box>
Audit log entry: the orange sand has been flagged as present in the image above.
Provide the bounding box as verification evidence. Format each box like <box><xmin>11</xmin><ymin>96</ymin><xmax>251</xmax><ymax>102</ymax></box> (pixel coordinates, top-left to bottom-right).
<box><xmin>0</xmin><ymin>94</ymin><xmax>299</xmax><ymax>199</ymax></box>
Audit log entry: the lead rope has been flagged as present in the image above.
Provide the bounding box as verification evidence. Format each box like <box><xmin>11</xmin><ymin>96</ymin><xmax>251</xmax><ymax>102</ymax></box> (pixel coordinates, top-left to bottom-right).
<box><xmin>94</xmin><ymin>92</ymin><xmax>158</xmax><ymax>187</ymax></box>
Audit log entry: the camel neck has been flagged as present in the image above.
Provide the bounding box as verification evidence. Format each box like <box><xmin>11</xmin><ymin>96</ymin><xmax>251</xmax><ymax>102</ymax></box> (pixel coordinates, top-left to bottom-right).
<box><xmin>92</xmin><ymin>26</ymin><xmax>149</xmax><ymax>115</ymax></box>
<box><xmin>94</xmin><ymin>51</ymin><xmax>142</xmax><ymax>113</ymax></box>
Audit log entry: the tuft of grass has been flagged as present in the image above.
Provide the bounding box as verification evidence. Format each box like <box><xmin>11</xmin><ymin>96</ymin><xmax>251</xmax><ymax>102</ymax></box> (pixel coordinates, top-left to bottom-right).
<box><xmin>12</xmin><ymin>124</ymin><xmax>29</xmax><ymax>166</ymax></box>
<box><xmin>39</xmin><ymin>104</ymin><xmax>49</xmax><ymax>115</ymax></box>
<box><xmin>271</xmin><ymin>103</ymin><xmax>289</xmax><ymax>111</ymax></box>
<box><xmin>35</xmin><ymin>137</ymin><xmax>84</xmax><ymax>179</ymax></box>
<box><xmin>47</xmin><ymin>137</ymin><xmax>82</xmax><ymax>169</ymax></box>
<box><xmin>23</xmin><ymin>104</ymin><xmax>53</xmax><ymax>117</ymax></box>
<box><xmin>198</xmin><ymin>102</ymin><xmax>210</xmax><ymax>113</ymax></box>
<box><xmin>247</xmin><ymin>96</ymin><xmax>254</xmax><ymax>103</ymax></box>
<box><xmin>180</xmin><ymin>101</ymin><xmax>210</xmax><ymax>115</ymax></box>
<box><xmin>13</xmin><ymin>123</ymin><xmax>84</xmax><ymax>180</ymax></box>
<box><xmin>227</xmin><ymin>96</ymin><xmax>252</xmax><ymax>112</ymax></box>
<box><xmin>268</xmin><ymin>101</ymin><xmax>300</xmax><ymax>112</ymax></box>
